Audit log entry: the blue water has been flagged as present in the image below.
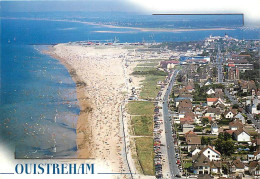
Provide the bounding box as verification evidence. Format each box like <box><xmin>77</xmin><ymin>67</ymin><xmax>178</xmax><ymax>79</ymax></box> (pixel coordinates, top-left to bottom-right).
<box><xmin>0</xmin><ymin>12</ymin><xmax>259</xmax><ymax>158</ymax></box>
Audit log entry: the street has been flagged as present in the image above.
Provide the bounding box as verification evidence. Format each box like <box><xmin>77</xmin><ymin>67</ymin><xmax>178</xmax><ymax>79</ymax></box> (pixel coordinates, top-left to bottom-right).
<box><xmin>162</xmin><ymin>70</ymin><xmax>180</xmax><ymax>178</ymax></box>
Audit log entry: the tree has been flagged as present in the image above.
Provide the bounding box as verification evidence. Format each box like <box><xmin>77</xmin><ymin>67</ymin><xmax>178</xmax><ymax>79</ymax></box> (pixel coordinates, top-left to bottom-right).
<box><xmin>215</xmin><ymin>134</ymin><xmax>236</xmax><ymax>156</ymax></box>
<box><xmin>232</xmin><ymin>104</ymin><xmax>239</xmax><ymax>109</ymax></box>
<box><xmin>202</xmin><ymin>118</ymin><xmax>209</xmax><ymax>125</ymax></box>
<box><xmin>224</xmin><ymin>132</ymin><xmax>232</xmax><ymax>141</ymax></box>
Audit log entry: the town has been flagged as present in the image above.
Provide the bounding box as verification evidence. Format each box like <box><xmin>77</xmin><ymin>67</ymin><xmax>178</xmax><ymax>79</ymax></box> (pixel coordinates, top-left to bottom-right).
<box><xmin>123</xmin><ymin>34</ymin><xmax>260</xmax><ymax>179</ymax></box>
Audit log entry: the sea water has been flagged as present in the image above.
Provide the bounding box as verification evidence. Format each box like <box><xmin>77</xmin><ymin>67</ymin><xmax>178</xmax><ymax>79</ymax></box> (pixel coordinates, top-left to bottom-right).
<box><xmin>0</xmin><ymin>12</ymin><xmax>259</xmax><ymax>158</ymax></box>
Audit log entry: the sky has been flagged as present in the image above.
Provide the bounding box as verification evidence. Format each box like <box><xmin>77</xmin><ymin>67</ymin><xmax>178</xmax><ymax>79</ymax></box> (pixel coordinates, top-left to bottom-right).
<box><xmin>1</xmin><ymin>0</ymin><xmax>260</xmax><ymax>26</ymax></box>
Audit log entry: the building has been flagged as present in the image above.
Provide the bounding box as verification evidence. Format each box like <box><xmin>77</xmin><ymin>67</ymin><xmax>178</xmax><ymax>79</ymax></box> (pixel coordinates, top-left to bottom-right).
<box><xmin>229</xmin><ymin>120</ymin><xmax>244</xmax><ymax>130</ymax></box>
<box><xmin>185</xmin><ymin>131</ymin><xmax>201</xmax><ymax>152</ymax></box>
<box><xmin>207</xmin><ymin>98</ymin><xmax>218</xmax><ymax>106</ymax></box>
<box><xmin>200</xmin><ymin>146</ymin><xmax>221</xmax><ymax>161</ymax></box>
<box><xmin>193</xmin><ymin>154</ymin><xmax>211</xmax><ymax>175</ymax></box>
<box><xmin>233</xmin><ymin>128</ymin><xmax>251</xmax><ymax>142</ymax></box>
<box><xmin>230</xmin><ymin>159</ymin><xmax>245</xmax><ymax>174</ymax></box>
<box><xmin>210</xmin><ymin>161</ymin><xmax>222</xmax><ymax>174</ymax></box>
<box><xmin>211</xmin><ymin>123</ymin><xmax>219</xmax><ymax>135</ymax></box>
<box><xmin>249</xmin><ymin>161</ymin><xmax>260</xmax><ymax>176</ymax></box>
<box><xmin>183</xmin><ymin>124</ymin><xmax>195</xmax><ymax>133</ymax></box>
<box><xmin>205</xmin><ymin>107</ymin><xmax>221</xmax><ymax>120</ymax></box>
<box><xmin>234</xmin><ymin>113</ymin><xmax>246</xmax><ymax>124</ymax></box>
<box><xmin>193</xmin><ymin>146</ymin><xmax>221</xmax><ymax>175</ymax></box>
<box><xmin>224</xmin><ymin>109</ymin><xmax>237</xmax><ymax>119</ymax></box>
<box><xmin>251</xmin><ymin>99</ymin><xmax>260</xmax><ymax>115</ymax></box>
<box><xmin>206</xmin><ymin>89</ymin><xmax>215</xmax><ymax>95</ymax></box>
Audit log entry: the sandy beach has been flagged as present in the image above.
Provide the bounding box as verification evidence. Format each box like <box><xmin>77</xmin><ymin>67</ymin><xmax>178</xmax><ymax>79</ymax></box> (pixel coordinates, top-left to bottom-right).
<box><xmin>46</xmin><ymin>44</ymin><xmax>129</xmax><ymax>174</ymax></box>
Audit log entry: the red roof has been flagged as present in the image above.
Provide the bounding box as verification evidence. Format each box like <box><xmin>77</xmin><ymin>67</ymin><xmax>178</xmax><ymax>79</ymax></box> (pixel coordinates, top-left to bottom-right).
<box><xmin>185</xmin><ymin>130</ymin><xmax>197</xmax><ymax>136</ymax></box>
<box><xmin>207</xmin><ymin>98</ymin><xmax>218</xmax><ymax>102</ymax></box>
<box><xmin>228</xmin><ymin>63</ymin><xmax>235</xmax><ymax>67</ymax></box>
<box><xmin>180</xmin><ymin>117</ymin><xmax>194</xmax><ymax>124</ymax></box>
<box><xmin>186</xmin><ymin>85</ymin><xmax>193</xmax><ymax>90</ymax></box>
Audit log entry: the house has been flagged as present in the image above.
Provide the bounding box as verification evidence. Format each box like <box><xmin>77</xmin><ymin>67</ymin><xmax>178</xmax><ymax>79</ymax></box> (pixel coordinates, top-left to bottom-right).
<box><xmin>224</xmin><ymin>109</ymin><xmax>237</xmax><ymax>119</ymax></box>
<box><xmin>185</xmin><ymin>112</ymin><xmax>196</xmax><ymax>120</ymax></box>
<box><xmin>185</xmin><ymin>84</ymin><xmax>194</xmax><ymax>93</ymax></box>
<box><xmin>205</xmin><ymin>107</ymin><xmax>221</xmax><ymax>120</ymax></box>
<box><xmin>193</xmin><ymin>146</ymin><xmax>221</xmax><ymax>175</ymax></box>
<box><xmin>247</xmin><ymin>154</ymin><xmax>255</xmax><ymax>162</ymax></box>
<box><xmin>230</xmin><ymin>159</ymin><xmax>245</xmax><ymax>174</ymax></box>
<box><xmin>178</xmin><ymin>99</ymin><xmax>193</xmax><ymax>112</ymax></box>
<box><xmin>213</xmin><ymin>89</ymin><xmax>224</xmax><ymax>98</ymax></box>
<box><xmin>180</xmin><ymin>117</ymin><xmax>194</xmax><ymax>125</ymax></box>
<box><xmin>249</xmin><ymin>161</ymin><xmax>260</xmax><ymax>176</ymax></box>
<box><xmin>200</xmin><ymin>146</ymin><xmax>221</xmax><ymax>161</ymax></box>
<box><xmin>175</xmin><ymin>97</ymin><xmax>192</xmax><ymax>107</ymax></box>
<box><xmin>205</xmin><ymin>81</ymin><xmax>212</xmax><ymax>86</ymax></box>
<box><xmin>233</xmin><ymin>128</ymin><xmax>251</xmax><ymax>142</ymax></box>
<box><xmin>193</xmin><ymin>153</ymin><xmax>211</xmax><ymax>175</ymax></box>
<box><xmin>251</xmin><ymin>98</ymin><xmax>260</xmax><ymax>115</ymax></box>
<box><xmin>206</xmin><ymin>89</ymin><xmax>215</xmax><ymax>95</ymax></box>
<box><xmin>211</xmin><ymin>123</ymin><xmax>219</xmax><ymax>135</ymax></box>
<box><xmin>234</xmin><ymin>113</ymin><xmax>246</xmax><ymax>124</ymax></box>
<box><xmin>207</xmin><ymin>98</ymin><xmax>218</xmax><ymax>106</ymax></box>
<box><xmin>179</xmin><ymin>107</ymin><xmax>192</xmax><ymax>114</ymax></box>
<box><xmin>185</xmin><ymin>131</ymin><xmax>201</xmax><ymax>152</ymax></box>
<box><xmin>229</xmin><ymin>120</ymin><xmax>244</xmax><ymax>130</ymax></box>
<box><xmin>253</xmin><ymin>150</ymin><xmax>260</xmax><ymax>160</ymax></box>
<box><xmin>192</xmin><ymin>148</ymin><xmax>201</xmax><ymax>156</ymax></box>
<box><xmin>210</xmin><ymin>161</ymin><xmax>222</xmax><ymax>174</ymax></box>
<box><xmin>182</xmin><ymin>124</ymin><xmax>195</xmax><ymax>133</ymax></box>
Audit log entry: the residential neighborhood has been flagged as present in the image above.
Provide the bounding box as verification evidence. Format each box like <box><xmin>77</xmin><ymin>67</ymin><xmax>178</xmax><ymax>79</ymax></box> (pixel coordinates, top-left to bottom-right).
<box><xmin>153</xmin><ymin>35</ymin><xmax>260</xmax><ymax>178</ymax></box>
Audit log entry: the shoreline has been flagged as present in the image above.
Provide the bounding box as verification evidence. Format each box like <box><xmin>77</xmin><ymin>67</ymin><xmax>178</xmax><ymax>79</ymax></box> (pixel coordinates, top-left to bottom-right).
<box><xmin>44</xmin><ymin>44</ymin><xmax>130</xmax><ymax>174</ymax></box>
<box><xmin>44</xmin><ymin>47</ymin><xmax>93</xmax><ymax>158</ymax></box>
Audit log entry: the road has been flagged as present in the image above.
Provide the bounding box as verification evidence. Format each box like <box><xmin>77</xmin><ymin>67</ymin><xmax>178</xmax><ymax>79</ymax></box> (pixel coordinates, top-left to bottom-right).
<box><xmin>224</xmin><ymin>89</ymin><xmax>260</xmax><ymax>129</ymax></box>
<box><xmin>162</xmin><ymin>70</ymin><xmax>180</xmax><ymax>178</ymax></box>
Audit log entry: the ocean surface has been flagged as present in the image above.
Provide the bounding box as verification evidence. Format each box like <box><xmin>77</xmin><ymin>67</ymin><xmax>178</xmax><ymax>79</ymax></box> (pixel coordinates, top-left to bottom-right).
<box><xmin>0</xmin><ymin>12</ymin><xmax>259</xmax><ymax>158</ymax></box>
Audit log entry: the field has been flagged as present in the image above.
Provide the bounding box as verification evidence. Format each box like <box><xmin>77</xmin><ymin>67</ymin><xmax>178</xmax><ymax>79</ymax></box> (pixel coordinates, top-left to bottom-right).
<box><xmin>135</xmin><ymin>137</ymin><xmax>155</xmax><ymax>175</ymax></box>
<box><xmin>127</xmin><ymin>101</ymin><xmax>154</xmax><ymax>115</ymax></box>
<box><xmin>140</xmin><ymin>75</ymin><xmax>165</xmax><ymax>99</ymax></box>
<box><xmin>128</xmin><ymin>59</ymin><xmax>167</xmax><ymax>176</ymax></box>
<box><xmin>131</xmin><ymin>116</ymin><xmax>153</xmax><ymax>136</ymax></box>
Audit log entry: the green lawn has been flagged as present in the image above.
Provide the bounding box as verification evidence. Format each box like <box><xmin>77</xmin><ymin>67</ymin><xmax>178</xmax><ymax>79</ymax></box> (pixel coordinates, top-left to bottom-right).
<box><xmin>132</xmin><ymin>116</ymin><xmax>153</xmax><ymax>136</ymax></box>
<box><xmin>135</xmin><ymin>137</ymin><xmax>155</xmax><ymax>175</ymax></box>
<box><xmin>127</xmin><ymin>101</ymin><xmax>154</xmax><ymax>115</ymax></box>
<box><xmin>183</xmin><ymin>162</ymin><xmax>192</xmax><ymax>169</ymax></box>
<box><xmin>140</xmin><ymin>75</ymin><xmax>166</xmax><ymax>99</ymax></box>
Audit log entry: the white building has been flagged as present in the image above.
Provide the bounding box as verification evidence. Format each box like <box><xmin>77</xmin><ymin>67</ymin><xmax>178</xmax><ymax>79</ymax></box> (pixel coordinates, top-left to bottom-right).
<box><xmin>211</xmin><ymin>123</ymin><xmax>219</xmax><ymax>135</ymax></box>
<box><xmin>251</xmin><ymin>99</ymin><xmax>260</xmax><ymax>115</ymax></box>
<box><xmin>201</xmin><ymin>146</ymin><xmax>221</xmax><ymax>161</ymax></box>
<box><xmin>206</xmin><ymin>89</ymin><xmax>215</xmax><ymax>95</ymax></box>
<box><xmin>233</xmin><ymin>129</ymin><xmax>251</xmax><ymax>142</ymax></box>
<box><xmin>224</xmin><ymin>110</ymin><xmax>236</xmax><ymax>119</ymax></box>
<box><xmin>192</xmin><ymin>148</ymin><xmax>201</xmax><ymax>156</ymax></box>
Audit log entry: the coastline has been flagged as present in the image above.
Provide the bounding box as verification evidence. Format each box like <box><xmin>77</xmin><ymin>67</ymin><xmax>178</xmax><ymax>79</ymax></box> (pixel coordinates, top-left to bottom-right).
<box><xmin>44</xmin><ymin>44</ymin><xmax>129</xmax><ymax>174</ymax></box>
<box><xmin>44</xmin><ymin>47</ymin><xmax>93</xmax><ymax>158</ymax></box>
